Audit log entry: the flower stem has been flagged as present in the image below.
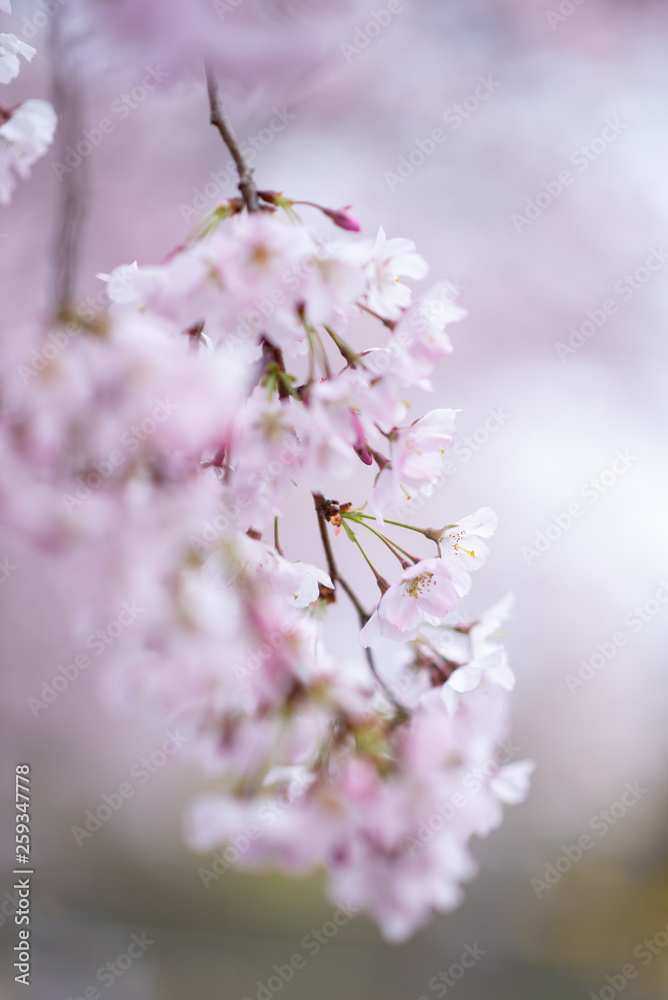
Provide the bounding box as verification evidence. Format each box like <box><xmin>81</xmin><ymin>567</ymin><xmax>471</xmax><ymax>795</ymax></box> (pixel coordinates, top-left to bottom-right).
<box><xmin>355</xmin><ymin>512</ymin><xmax>434</xmax><ymax>538</ymax></box>
<box><xmin>354</xmin><ymin>519</ymin><xmax>418</xmax><ymax>566</ymax></box>
<box><xmin>305</xmin><ymin>324</ymin><xmax>316</xmax><ymax>385</ymax></box>
<box><xmin>357</xmin><ymin>303</ymin><xmax>396</xmax><ymax>329</ymax></box>
<box><xmin>324</xmin><ymin>325</ymin><xmax>360</xmax><ymax>367</ymax></box>
<box><xmin>341</xmin><ymin>521</ymin><xmax>388</xmax><ymax>592</ymax></box>
<box><xmin>312</xmin><ymin>329</ymin><xmax>332</xmax><ymax>377</ymax></box>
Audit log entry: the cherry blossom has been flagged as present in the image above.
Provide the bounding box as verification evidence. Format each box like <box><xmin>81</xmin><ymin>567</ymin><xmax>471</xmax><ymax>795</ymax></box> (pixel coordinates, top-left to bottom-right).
<box><xmin>360</xmin><ymin>558</ymin><xmax>462</xmax><ymax>648</ymax></box>
<box><xmin>96</xmin><ymin>262</ymin><xmax>141</xmax><ymax>306</ymax></box>
<box><xmin>361</xmin><ymin>226</ymin><xmax>429</xmax><ymax>320</ymax></box>
<box><xmin>0</xmin><ymin>33</ymin><xmax>34</xmax><ymax>84</ymax></box>
<box><xmin>228</xmin><ymin>534</ymin><xmax>332</xmax><ymax>608</ymax></box>
<box><xmin>390</xmin><ymin>292</ymin><xmax>468</xmax><ymax>387</ymax></box>
<box><xmin>441</xmin><ymin>648</ymin><xmax>516</xmax><ymax>714</ymax></box>
<box><xmin>439</xmin><ymin>506</ymin><xmax>498</xmax><ymax>573</ymax></box>
<box><xmin>0</xmin><ymin>99</ymin><xmax>57</xmax><ymax>204</ymax></box>
<box><xmin>0</xmin><ymin>25</ymin><xmax>57</xmax><ymax>204</ymax></box>
<box><xmin>490</xmin><ymin>760</ymin><xmax>536</xmax><ymax>805</ymax></box>
<box><xmin>372</xmin><ymin>408</ymin><xmax>459</xmax><ymax>513</ymax></box>
<box><xmin>417</xmin><ymin>593</ymin><xmax>515</xmax><ymax>714</ymax></box>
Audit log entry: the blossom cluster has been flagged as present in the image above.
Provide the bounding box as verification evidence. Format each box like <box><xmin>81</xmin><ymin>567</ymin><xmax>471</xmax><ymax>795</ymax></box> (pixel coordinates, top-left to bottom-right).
<box><xmin>0</xmin><ymin>186</ymin><xmax>532</xmax><ymax>939</ymax></box>
<box><xmin>0</xmin><ymin>4</ymin><xmax>56</xmax><ymax>204</ymax></box>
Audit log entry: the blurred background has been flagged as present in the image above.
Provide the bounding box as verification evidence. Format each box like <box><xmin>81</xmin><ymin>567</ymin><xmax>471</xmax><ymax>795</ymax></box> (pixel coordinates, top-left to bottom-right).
<box><xmin>2</xmin><ymin>0</ymin><xmax>668</xmax><ymax>996</ymax></box>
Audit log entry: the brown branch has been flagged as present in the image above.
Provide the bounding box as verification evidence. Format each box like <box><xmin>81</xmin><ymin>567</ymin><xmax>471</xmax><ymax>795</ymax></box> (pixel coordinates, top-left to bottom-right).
<box><xmin>205</xmin><ymin>65</ymin><xmax>259</xmax><ymax>213</ymax></box>
<box><xmin>50</xmin><ymin>10</ymin><xmax>89</xmax><ymax>318</ymax></box>
<box><xmin>313</xmin><ymin>493</ymin><xmax>407</xmax><ymax>717</ymax></box>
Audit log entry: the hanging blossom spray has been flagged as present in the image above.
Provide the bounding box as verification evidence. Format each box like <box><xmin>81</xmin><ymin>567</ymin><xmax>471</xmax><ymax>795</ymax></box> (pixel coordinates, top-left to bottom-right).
<box><xmin>0</xmin><ymin>62</ymin><xmax>533</xmax><ymax>941</ymax></box>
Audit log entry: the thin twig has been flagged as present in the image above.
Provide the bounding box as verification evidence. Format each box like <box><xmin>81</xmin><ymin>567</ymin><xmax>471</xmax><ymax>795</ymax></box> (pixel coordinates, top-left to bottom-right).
<box><xmin>336</xmin><ymin>575</ymin><xmax>369</xmax><ymax>625</ymax></box>
<box><xmin>313</xmin><ymin>494</ymin><xmax>407</xmax><ymax>716</ymax></box>
<box><xmin>205</xmin><ymin>65</ymin><xmax>259</xmax><ymax>213</ymax></box>
<box><xmin>363</xmin><ymin>647</ymin><xmax>407</xmax><ymax>719</ymax></box>
<box><xmin>314</xmin><ymin>493</ymin><xmax>342</xmax><ymax>586</ymax></box>
<box><xmin>274</xmin><ymin>517</ymin><xmax>284</xmax><ymax>557</ymax></box>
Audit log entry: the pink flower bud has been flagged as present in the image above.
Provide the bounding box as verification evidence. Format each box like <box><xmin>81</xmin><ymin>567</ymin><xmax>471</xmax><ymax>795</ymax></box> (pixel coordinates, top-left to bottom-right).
<box><xmin>321</xmin><ymin>205</ymin><xmax>361</xmax><ymax>232</ymax></box>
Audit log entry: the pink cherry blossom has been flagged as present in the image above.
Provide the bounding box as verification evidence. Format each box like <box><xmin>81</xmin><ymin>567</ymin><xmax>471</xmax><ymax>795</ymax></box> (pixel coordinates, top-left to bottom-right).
<box><xmin>0</xmin><ymin>98</ymin><xmax>56</xmax><ymax>204</ymax></box>
<box><xmin>490</xmin><ymin>760</ymin><xmax>536</xmax><ymax>805</ymax></box>
<box><xmin>439</xmin><ymin>506</ymin><xmax>498</xmax><ymax>580</ymax></box>
<box><xmin>0</xmin><ymin>33</ymin><xmax>34</xmax><ymax>83</ymax></box>
<box><xmin>361</xmin><ymin>226</ymin><xmax>429</xmax><ymax>320</ymax></box>
<box><xmin>360</xmin><ymin>558</ymin><xmax>461</xmax><ymax>648</ymax></box>
<box><xmin>440</xmin><ymin>649</ymin><xmax>516</xmax><ymax>716</ymax></box>
<box><xmin>373</xmin><ymin>408</ymin><xmax>459</xmax><ymax>513</ymax></box>
<box><xmin>229</xmin><ymin>535</ymin><xmax>332</xmax><ymax>608</ymax></box>
<box><xmin>390</xmin><ymin>290</ymin><xmax>468</xmax><ymax>386</ymax></box>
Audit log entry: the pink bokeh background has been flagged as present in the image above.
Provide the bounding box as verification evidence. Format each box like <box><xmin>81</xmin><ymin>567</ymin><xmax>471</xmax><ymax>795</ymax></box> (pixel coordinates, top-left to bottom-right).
<box><xmin>2</xmin><ymin>0</ymin><xmax>668</xmax><ymax>996</ymax></box>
